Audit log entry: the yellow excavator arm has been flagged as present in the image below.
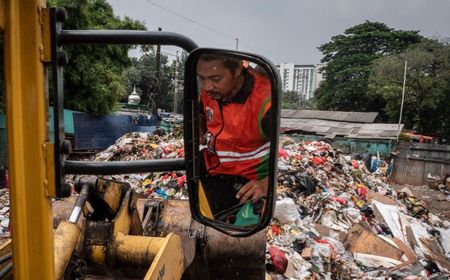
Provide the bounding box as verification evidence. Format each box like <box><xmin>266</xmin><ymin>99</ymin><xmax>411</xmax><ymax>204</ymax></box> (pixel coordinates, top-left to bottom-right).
<box><xmin>3</xmin><ymin>0</ymin><xmax>55</xmax><ymax>278</ymax></box>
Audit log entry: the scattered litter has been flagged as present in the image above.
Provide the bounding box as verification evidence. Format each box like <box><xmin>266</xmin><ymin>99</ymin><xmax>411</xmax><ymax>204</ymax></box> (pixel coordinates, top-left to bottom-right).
<box><xmin>2</xmin><ymin>125</ymin><xmax>448</xmax><ymax>279</ymax></box>
<box><xmin>267</xmin><ymin>136</ymin><xmax>450</xmax><ymax>279</ymax></box>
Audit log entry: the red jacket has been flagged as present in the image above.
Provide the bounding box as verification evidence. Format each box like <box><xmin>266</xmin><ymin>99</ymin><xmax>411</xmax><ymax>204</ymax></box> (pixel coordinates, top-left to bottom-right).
<box><xmin>201</xmin><ymin>70</ymin><xmax>271</xmax><ymax>180</ymax></box>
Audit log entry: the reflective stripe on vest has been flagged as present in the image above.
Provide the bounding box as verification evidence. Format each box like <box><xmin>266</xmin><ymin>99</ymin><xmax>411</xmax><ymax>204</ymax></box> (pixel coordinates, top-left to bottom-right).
<box><xmin>216</xmin><ymin>142</ymin><xmax>270</xmax><ymax>162</ymax></box>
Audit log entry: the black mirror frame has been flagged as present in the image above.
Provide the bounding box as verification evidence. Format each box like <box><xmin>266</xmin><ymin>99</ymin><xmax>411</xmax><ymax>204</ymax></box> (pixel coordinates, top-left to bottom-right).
<box><xmin>183</xmin><ymin>48</ymin><xmax>280</xmax><ymax>237</ymax></box>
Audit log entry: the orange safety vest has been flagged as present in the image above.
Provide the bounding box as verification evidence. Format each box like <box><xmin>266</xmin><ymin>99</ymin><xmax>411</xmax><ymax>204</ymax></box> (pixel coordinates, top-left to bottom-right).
<box><xmin>201</xmin><ymin>70</ymin><xmax>271</xmax><ymax>180</ymax></box>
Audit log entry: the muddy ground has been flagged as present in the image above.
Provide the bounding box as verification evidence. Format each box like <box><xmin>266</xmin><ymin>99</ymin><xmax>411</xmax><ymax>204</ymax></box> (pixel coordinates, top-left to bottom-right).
<box><xmin>392</xmin><ymin>183</ymin><xmax>450</xmax><ymax>221</ymax></box>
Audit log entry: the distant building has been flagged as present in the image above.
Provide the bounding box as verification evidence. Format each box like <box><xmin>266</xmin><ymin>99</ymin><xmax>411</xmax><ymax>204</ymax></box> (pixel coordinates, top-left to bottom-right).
<box><xmin>276</xmin><ymin>63</ymin><xmax>324</xmax><ymax>100</ymax></box>
<box><xmin>315</xmin><ymin>63</ymin><xmax>326</xmax><ymax>90</ymax></box>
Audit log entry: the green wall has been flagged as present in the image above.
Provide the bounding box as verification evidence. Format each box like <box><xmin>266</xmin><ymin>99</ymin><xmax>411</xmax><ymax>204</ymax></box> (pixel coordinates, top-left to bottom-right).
<box><xmin>285</xmin><ymin>133</ymin><xmax>393</xmax><ymax>157</ymax></box>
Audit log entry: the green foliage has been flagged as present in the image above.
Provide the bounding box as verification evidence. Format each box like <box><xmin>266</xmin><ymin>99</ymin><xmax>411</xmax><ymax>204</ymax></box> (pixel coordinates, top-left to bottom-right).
<box><xmin>281</xmin><ymin>91</ymin><xmax>301</xmax><ymax>109</ymax></box>
<box><xmin>123</xmin><ymin>49</ymin><xmax>187</xmax><ymax>113</ymax></box>
<box><xmin>368</xmin><ymin>39</ymin><xmax>450</xmax><ymax>140</ymax></box>
<box><xmin>48</xmin><ymin>0</ymin><xmax>146</xmax><ymax>115</ymax></box>
<box><xmin>281</xmin><ymin>90</ymin><xmax>317</xmax><ymax>110</ymax></box>
<box><xmin>315</xmin><ymin>21</ymin><xmax>422</xmax><ymax>112</ymax></box>
<box><xmin>398</xmin><ymin>132</ymin><xmax>411</xmax><ymax>143</ymax></box>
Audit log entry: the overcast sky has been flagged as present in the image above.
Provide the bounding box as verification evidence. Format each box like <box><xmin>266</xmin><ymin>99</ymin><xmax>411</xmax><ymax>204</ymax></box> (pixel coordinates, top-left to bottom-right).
<box><xmin>107</xmin><ymin>0</ymin><xmax>450</xmax><ymax>65</ymax></box>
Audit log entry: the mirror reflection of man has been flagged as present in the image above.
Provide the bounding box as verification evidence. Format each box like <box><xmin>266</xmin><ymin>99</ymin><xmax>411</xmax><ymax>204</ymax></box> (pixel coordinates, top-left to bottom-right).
<box><xmin>197</xmin><ymin>54</ymin><xmax>271</xmax><ymax>216</ymax></box>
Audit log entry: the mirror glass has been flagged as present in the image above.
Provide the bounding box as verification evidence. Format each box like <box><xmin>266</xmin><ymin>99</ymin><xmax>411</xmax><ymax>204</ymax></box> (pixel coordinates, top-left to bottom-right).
<box><xmin>185</xmin><ymin>49</ymin><xmax>279</xmax><ymax>234</ymax></box>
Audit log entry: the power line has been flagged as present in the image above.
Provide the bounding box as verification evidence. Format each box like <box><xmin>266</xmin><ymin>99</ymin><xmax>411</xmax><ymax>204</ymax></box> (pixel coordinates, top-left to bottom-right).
<box><xmin>145</xmin><ymin>0</ymin><xmax>259</xmax><ymax>53</ymax></box>
<box><xmin>146</xmin><ymin>0</ymin><xmax>234</xmax><ymax>40</ymax></box>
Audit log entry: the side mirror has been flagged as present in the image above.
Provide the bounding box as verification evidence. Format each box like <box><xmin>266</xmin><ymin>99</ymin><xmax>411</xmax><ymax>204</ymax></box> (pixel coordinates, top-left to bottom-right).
<box><xmin>184</xmin><ymin>48</ymin><xmax>280</xmax><ymax>237</ymax></box>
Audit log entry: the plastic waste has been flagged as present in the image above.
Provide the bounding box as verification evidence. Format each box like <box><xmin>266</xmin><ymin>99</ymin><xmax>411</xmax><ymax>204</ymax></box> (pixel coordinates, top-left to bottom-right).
<box><xmin>274</xmin><ymin>197</ymin><xmax>300</xmax><ymax>224</ymax></box>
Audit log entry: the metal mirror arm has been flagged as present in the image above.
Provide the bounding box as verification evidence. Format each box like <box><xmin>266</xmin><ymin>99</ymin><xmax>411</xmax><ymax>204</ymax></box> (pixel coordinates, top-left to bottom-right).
<box><xmin>65</xmin><ymin>159</ymin><xmax>185</xmax><ymax>175</ymax></box>
<box><xmin>49</xmin><ymin>8</ymin><xmax>199</xmax><ymax>197</ymax></box>
<box><xmin>58</xmin><ymin>30</ymin><xmax>198</xmax><ymax>51</ymax></box>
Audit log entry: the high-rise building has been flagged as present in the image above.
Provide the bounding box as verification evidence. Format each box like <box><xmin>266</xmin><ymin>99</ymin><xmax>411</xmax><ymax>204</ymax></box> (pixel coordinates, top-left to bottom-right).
<box><xmin>276</xmin><ymin>63</ymin><xmax>323</xmax><ymax>100</ymax></box>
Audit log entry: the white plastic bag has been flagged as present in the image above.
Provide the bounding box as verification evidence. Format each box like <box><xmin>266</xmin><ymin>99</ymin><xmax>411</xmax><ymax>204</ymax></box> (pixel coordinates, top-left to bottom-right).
<box><xmin>274</xmin><ymin>197</ymin><xmax>300</xmax><ymax>224</ymax></box>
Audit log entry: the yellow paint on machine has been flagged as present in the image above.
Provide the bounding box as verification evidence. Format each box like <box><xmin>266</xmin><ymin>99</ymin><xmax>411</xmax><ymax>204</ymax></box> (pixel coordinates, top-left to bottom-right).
<box><xmin>53</xmin><ymin>221</ymin><xmax>82</xmax><ymax>280</ymax></box>
<box><xmin>198</xmin><ymin>181</ymin><xmax>214</xmax><ymax>219</ymax></box>
<box><xmin>114</xmin><ymin>233</ymin><xmax>166</xmax><ymax>267</ymax></box>
<box><xmin>144</xmin><ymin>233</ymin><xmax>184</xmax><ymax>280</ymax></box>
<box><xmin>4</xmin><ymin>0</ymin><xmax>56</xmax><ymax>279</ymax></box>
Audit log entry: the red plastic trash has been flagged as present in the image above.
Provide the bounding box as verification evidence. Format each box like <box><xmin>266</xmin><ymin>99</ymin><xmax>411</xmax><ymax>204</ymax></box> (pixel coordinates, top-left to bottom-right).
<box><xmin>268</xmin><ymin>245</ymin><xmax>287</xmax><ymax>273</ymax></box>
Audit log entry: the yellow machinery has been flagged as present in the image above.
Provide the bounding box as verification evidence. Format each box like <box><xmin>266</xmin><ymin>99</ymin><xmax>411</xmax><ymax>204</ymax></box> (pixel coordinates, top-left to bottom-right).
<box><xmin>0</xmin><ymin>0</ymin><xmax>278</xmax><ymax>279</ymax></box>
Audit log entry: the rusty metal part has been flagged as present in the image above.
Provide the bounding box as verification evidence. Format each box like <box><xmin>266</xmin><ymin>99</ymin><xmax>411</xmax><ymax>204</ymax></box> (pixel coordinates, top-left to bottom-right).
<box><xmin>54</xmin><ymin>221</ymin><xmax>82</xmax><ymax>280</ymax></box>
<box><xmin>154</xmin><ymin>200</ymin><xmax>200</xmax><ymax>270</ymax></box>
<box><xmin>143</xmin><ymin>233</ymin><xmax>184</xmax><ymax>280</ymax></box>
<box><xmin>88</xmin><ymin>245</ymin><xmax>107</xmax><ymax>265</ymax></box>
<box><xmin>155</xmin><ymin>199</ymin><xmax>267</xmax><ymax>279</ymax></box>
<box><xmin>0</xmin><ymin>238</ymin><xmax>12</xmax><ymax>279</ymax></box>
<box><xmin>84</xmin><ymin>190</ymin><xmax>158</xmax><ymax>268</ymax></box>
<box><xmin>200</xmin><ymin>227</ymin><xmax>267</xmax><ymax>280</ymax></box>
<box><xmin>84</xmin><ymin>220</ymin><xmax>112</xmax><ymax>266</ymax></box>
<box><xmin>113</xmin><ymin>232</ymin><xmax>165</xmax><ymax>267</ymax></box>
<box><xmin>74</xmin><ymin>176</ymin><xmax>130</xmax><ymax>220</ymax></box>
<box><xmin>83</xmin><ymin>197</ymin><xmax>185</xmax><ymax>280</ymax></box>
<box><xmin>76</xmin><ymin>178</ymin><xmax>266</xmax><ymax>279</ymax></box>
<box><xmin>112</xmin><ymin>190</ymin><xmax>132</xmax><ymax>237</ymax></box>
<box><xmin>94</xmin><ymin>178</ymin><xmax>129</xmax><ymax>214</ymax></box>
<box><xmin>141</xmin><ymin>200</ymin><xmax>165</xmax><ymax>236</ymax></box>
<box><xmin>64</xmin><ymin>253</ymin><xmax>87</xmax><ymax>280</ymax></box>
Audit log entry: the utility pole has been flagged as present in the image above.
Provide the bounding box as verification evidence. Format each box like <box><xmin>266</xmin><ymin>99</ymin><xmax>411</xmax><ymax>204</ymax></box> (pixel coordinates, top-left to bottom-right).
<box><xmin>397</xmin><ymin>60</ymin><xmax>408</xmax><ymax>141</ymax></box>
<box><xmin>156</xmin><ymin>27</ymin><xmax>162</xmax><ymax>83</ymax></box>
<box><xmin>173</xmin><ymin>51</ymin><xmax>179</xmax><ymax>113</ymax></box>
<box><xmin>235</xmin><ymin>38</ymin><xmax>239</xmax><ymax>50</ymax></box>
<box><xmin>153</xmin><ymin>27</ymin><xmax>162</xmax><ymax>114</ymax></box>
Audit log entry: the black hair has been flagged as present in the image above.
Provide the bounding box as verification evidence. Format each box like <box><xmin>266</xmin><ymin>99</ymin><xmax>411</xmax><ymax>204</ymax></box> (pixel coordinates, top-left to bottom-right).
<box><xmin>198</xmin><ymin>54</ymin><xmax>242</xmax><ymax>75</ymax></box>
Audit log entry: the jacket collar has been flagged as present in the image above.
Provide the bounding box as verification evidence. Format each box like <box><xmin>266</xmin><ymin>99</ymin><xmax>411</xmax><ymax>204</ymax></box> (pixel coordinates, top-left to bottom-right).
<box><xmin>221</xmin><ymin>70</ymin><xmax>254</xmax><ymax>105</ymax></box>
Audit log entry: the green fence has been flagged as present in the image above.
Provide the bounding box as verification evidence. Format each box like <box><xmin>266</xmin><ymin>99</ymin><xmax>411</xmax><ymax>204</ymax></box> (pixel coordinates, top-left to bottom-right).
<box><xmin>284</xmin><ymin>133</ymin><xmax>393</xmax><ymax>157</ymax></box>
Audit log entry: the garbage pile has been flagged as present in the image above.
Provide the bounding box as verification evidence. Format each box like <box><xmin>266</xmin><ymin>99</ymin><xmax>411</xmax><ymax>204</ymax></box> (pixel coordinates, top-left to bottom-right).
<box><xmin>86</xmin><ymin>128</ymin><xmax>450</xmax><ymax>279</ymax></box>
<box><xmin>426</xmin><ymin>173</ymin><xmax>450</xmax><ymax>192</ymax></box>
<box><xmin>93</xmin><ymin>127</ymin><xmax>188</xmax><ymax>199</ymax></box>
<box><xmin>267</xmin><ymin>137</ymin><xmax>450</xmax><ymax>279</ymax></box>
<box><xmin>0</xmin><ymin>189</ymin><xmax>9</xmax><ymax>236</ymax></box>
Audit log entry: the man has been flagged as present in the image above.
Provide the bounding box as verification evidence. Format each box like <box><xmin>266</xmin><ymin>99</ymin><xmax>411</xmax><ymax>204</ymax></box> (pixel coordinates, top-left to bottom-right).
<box><xmin>196</xmin><ymin>54</ymin><xmax>271</xmax><ymax>216</ymax></box>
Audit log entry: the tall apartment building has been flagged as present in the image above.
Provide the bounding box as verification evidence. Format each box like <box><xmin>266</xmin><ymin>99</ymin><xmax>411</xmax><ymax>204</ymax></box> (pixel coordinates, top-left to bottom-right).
<box><xmin>277</xmin><ymin>63</ymin><xmax>323</xmax><ymax>100</ymax></box>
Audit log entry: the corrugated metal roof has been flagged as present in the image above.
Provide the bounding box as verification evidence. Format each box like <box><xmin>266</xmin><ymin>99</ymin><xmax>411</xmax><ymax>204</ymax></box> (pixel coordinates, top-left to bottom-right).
<box><xmin>281</xmin><ymin>118</ymin><xmax>403</xmax><ymax>139</ymax></box>
<box><xmin>281</xmin><ymin>109</ymin><xmax>378</xmax><ymax>123</ymax></box>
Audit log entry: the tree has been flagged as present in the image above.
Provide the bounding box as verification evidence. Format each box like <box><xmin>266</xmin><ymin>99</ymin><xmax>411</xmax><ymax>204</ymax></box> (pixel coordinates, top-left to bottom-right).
<box><xmin>168</xmin><ymin>51</ymin><xmax>187</xmax><ymax>114</ymax></box>
<box><xmin>48</xmin><ymin>0</ymin><xmax>146</xmax><ymax>115</ymax></box>
<box><xmin>368</xmin><ymin>39</ymin><xmax>450</xmax><ymax>140</ymax></box>
<box><xmin>281</xmin><ymin>91</ymin><xmax>301</xmax><ymax>109</ymax></box>
<box><xmin>315</xmin><ymin>21</ymin><xmax>422</xmax><ymax>112</ymax></box>
<box><xmin>123</xmin><ymin>50</ymin><xmax>188</xmax><ymax>113</ymax></box>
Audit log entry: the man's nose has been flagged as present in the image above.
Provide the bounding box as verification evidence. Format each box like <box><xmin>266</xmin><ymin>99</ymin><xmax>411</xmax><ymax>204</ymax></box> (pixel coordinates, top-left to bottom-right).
<box><xmin>204</xmin><ymin>80</ymin><xmax>214</xmax><ymax>91</ymax></box>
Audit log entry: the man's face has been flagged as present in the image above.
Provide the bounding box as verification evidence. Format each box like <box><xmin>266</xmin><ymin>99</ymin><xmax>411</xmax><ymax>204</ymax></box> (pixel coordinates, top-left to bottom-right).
<box><xmin>196</xmin><ymin>59</ymin><xmax>241</xmax><ymax>101</ymax></box>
